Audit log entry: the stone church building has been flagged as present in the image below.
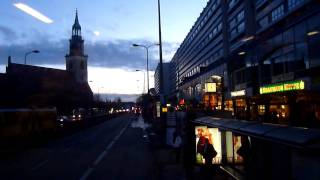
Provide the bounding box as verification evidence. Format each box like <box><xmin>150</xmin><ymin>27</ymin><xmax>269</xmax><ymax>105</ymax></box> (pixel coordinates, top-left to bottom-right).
<box><xmin>0</xmin><ymin>11</ymin><xmax>93</xmax><ymax>114</ymax></box>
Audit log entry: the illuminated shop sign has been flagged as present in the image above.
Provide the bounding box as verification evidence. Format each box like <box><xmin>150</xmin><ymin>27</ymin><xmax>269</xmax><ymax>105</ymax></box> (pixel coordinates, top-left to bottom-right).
<box><xmin>260</xmin><ymin>80</ymin><xmax>305</xmax><ymax>94</ymax></box>
<box><xmin>231</xmin><ymin>90</ymin><xmax>246</xmax><ymax>97</ymax></box>
<box><xmin>205</xmin><ymin>83</ymin><xmax>216</xmax><ymax>93</ymax></box>
<box><xmin>162</xmin><ymin>107</ymin><xmax>168</xmax><ymax>113</ymax></box>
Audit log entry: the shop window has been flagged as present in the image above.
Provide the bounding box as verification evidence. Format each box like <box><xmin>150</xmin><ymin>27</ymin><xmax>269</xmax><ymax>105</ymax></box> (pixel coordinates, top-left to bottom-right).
<box><xmin>269</xmin><ymin>105</ymin><xmax>289</xmax><ymax>124</ymax></box>
<box><xmin>258</xmin><ymin>105</ymin><xmax>265</xmax><ymax>115</ymax></box>
<box><xmin>224</xmin><ymin>100</ymin><xmax>233</xmax><ymax>111</ymax></box>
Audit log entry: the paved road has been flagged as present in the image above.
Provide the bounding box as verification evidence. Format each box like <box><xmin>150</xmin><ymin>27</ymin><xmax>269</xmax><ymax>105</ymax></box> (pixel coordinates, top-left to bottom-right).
<box><xmin>0</xmin><ymin>114</ymin><xmax>156</xmax><ymax>180</ymax></box>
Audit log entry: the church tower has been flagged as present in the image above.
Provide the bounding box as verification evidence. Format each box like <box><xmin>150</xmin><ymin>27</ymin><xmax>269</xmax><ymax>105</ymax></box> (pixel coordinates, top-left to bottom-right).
<box><xmin>66</xmin><ymin>10</ymin><xmax>88</xmax><ymax>84</ymax></box>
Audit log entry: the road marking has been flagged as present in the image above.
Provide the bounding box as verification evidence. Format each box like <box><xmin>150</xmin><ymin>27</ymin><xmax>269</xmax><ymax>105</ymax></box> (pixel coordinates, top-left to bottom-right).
<box><xmin>93</xmin><ymin>150</ymin><xmax>107</xmax><ymax>166</ymax></box>
<box><xmin>79</xmin><ymin>120</ymin><xmax>131</xmax><ymax>180</ymax></box>
<box><xmin>106</xmin><ymin>141</ymin><xmax>115</xmax><ymax>150</ymax></box>
<box><xmin>31</xmin><ymin>160</ymin><xmax>49</xmax><ymax>171</ymax></box>
<box><xmin>79</xmin><ymin>167</ymin><xmax>94</xmax><ymax>180</ymax></box>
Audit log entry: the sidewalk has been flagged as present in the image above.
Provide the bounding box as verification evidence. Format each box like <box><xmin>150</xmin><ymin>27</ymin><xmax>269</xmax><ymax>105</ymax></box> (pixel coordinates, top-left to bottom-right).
<box><xmin>145</xmin><ymin>115</ymin><xmax>233</xmax><ymax>180</ymax></box>
<box><xmin>148</xmin><ymin>131</ymin><xmax>186</xmax><ymax>180</ymax></box>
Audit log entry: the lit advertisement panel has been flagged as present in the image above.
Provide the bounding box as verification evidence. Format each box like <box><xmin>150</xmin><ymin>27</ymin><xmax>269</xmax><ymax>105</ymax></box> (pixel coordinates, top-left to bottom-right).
<box><xmin>205</xmin><ymin>83</ymin><xmax>217</xmax><ymax>93</ymax></box>
<box><xmin>226</xmin><ymin>131</ymin><xmax>244</xmax><ymax>164</ymax></box>
<box><xmin>260</xmin><ymin>80</ymin><xmax>305</xmax><ymax>94</ymax></box>
<box><xmin>195</xmin><ymin>126</ymin><xmax>222</xmax><ymax>164</ymax></box>
<box><xmin>233</xmin><ymin>135</ymin><xmax>243</xmax><ymax>163</ymax></box>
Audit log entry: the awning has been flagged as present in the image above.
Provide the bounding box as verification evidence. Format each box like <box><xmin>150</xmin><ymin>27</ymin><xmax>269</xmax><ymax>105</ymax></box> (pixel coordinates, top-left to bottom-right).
<box><xmin>193</xmin><ymin>117</ymin><xmax>320</xmax><ymax>149</ymax></box>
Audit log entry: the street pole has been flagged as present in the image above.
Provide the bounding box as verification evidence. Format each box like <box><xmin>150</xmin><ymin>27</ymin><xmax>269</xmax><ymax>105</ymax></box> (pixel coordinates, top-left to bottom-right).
<box><xmin>157</xmin><ymin>0</ymin><xmax>164</xmax><ymax>105</ymax></box>
<box><xmin>146</xmin><ymin>47</ymin><xmax>149</xmax><ymax>95</ymax></box>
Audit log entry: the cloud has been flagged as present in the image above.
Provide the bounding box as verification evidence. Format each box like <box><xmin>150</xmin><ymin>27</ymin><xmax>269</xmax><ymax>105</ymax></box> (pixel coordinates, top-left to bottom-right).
<box><xmin>0</xmin><ymin>38</ymin><xmax>178</xmax><ymax>71</ymax></box>
<box><xmin>0</xmin><ymin>25</ymin><xmax>17</xmax><ymax>41</ymax></box>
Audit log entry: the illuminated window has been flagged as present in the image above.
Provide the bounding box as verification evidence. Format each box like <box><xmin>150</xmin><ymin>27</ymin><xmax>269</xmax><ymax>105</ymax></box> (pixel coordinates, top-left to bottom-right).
<box><xmin>229</xmin><ymin>0</ymin><xmax>238</xmax><ymax>9</ymax></box>
<box><xmin>218</xmin><ymin>23</ymin><xmax>222</xmax><ymax>31</ymax></box>
<box><xmin>272</xmin><ymin>5</ymin><xmax>284</xmax><ymax>22</ymax></box>
<box><xmin>229</xmin><ymin>19</ymin><xmax>236</xmax><ymax>29</ymax></box>
<box><xmin>237</xmin><ymin>10</ymin><xmax>244</xmax><ymax>22</ymax></box>
<box><xmin>288</xmin><ymin>0</ymin><xmax>304</xmax><ymax>10</ymax></box>
<box><xmin>238</xmin><ymin>22</ymin><xmax>245</xmax><ymax>33</ymax></box>
<box><xmin>258</xmin><ymin>16</ymin><xmax>269</xmax><ymax>29</ymax></box>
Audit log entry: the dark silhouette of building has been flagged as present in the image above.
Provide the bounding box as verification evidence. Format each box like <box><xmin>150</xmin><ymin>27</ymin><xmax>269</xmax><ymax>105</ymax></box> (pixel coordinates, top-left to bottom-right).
<box><xmin>0</xmin><ymin>11</ymin><xmax>93</xmax><ymax>114</ymax></box>
<box><xmin>66</xmin><ymin>10</ymin><xmax>88</xmax><ymax>84</ymax></box>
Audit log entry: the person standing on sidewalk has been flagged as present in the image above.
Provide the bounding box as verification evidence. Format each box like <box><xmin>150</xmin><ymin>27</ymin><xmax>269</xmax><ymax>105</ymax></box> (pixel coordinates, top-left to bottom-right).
<box><xmin>172</xmin><ymin>130</ymin><xmax>182</xmax><ymax>163</ymax></box>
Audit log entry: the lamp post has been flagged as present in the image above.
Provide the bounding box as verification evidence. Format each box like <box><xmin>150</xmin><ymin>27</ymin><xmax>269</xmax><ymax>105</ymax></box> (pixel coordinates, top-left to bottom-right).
<box><xmin>132</xmin><ymin>43</ymin><xmax>159</xmax><ymax>95</ymax></box>
<box><xmin>24</xmin><ymin>50</ymin><xmax>39</xmax><ymax>65</ymax></box>
<box><xmin>157</xmin><ymin>0</ymin><xmax>164</xmax><ymax>105</ymax></box>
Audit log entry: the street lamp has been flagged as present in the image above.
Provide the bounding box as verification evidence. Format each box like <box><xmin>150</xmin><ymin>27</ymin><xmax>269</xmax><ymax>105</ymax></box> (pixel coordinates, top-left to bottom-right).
<box><xmin>132</xmin><ymin>43</ymin><xmax>159</xmax><ymax>95</ymax></box>
<box><xmin>24</xmin><ymin>50</ymin><xmax>39</xmax><ymax>65</ymax></box>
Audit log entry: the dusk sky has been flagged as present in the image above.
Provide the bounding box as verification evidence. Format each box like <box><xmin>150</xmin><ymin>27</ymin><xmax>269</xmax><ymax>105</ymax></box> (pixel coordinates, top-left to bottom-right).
<box><xmin>0</xmin><ymin>0</ymin><xmax>209</xmax><ymax>101</ymax></box>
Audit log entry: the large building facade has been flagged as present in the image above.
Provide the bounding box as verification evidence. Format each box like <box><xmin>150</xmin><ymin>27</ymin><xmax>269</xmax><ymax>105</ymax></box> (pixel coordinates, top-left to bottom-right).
<box><xmin>154</xmin><ymin>62</ymin><xmax>172</xmax><ymax>97</ymax></box>
<box><xmin>170</xmin><ymin>0</ymin><xmax>320</xmax><ymax>128</ymax></box>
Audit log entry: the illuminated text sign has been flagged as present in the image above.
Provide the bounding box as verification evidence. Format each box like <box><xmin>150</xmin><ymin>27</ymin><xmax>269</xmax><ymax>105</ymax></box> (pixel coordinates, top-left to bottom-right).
<box><xmin>260</xmin><ymin>80</ymin><xmax>305</xmax><ymax>94</ymax></box>
<box><xmin>231</xmin><ymin>90</ymin><xmax>246</xmax><ymax>97</ymax></box>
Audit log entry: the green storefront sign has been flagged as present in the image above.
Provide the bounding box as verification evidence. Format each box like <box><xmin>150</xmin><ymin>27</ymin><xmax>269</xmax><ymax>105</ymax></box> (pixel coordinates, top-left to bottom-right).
<box><xmin>260</xmin><ymin>80</ymin><xmax>305</xmax><ymax>94</ymax></box>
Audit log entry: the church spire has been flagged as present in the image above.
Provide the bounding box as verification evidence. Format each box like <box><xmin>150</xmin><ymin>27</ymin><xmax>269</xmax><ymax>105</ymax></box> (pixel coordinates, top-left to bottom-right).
<box><xmin>72</xmin><ymin>9</ymin><xmax>81</xmax><ymax>36</ymax></box>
